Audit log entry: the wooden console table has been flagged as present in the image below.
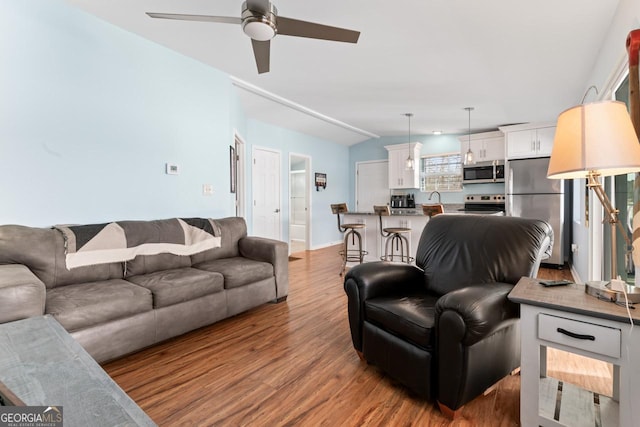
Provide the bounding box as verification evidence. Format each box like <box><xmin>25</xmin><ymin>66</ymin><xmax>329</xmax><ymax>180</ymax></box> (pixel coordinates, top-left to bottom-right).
<box><xmin>509</xmin><ymin>277</ymin><xmax>640</xmax><ymax>427</ymax></box>
<box><xmin>0</xmin><ymin>315</ymin><xmax>156</xmax><ymax>427</ymax></box>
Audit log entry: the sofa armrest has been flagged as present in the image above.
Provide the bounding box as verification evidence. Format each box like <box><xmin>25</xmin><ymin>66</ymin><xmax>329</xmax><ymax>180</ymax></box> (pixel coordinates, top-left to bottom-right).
<box><xmin>344</xmin><ymin>262</ymin><xmax>424</xmax><ymax>351</ymax></box>
<box><xmin>0</xmin><ymin>264</ymin><xmax>46</xmax><ymax>323</ymax></box>
<box><xmin>238</xmin><ymin>237</ymin><xmax>289</xmax><ymax>300</ymax></box>
<box><xmin>435</xmin><ymin>282</ymin><xmax>519</xmax><ymax>346</ymax></box>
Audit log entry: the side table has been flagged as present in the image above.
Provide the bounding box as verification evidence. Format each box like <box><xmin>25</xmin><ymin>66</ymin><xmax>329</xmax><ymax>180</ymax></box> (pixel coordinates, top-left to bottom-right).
<box><xmin>509</xmin><ymin>277</ymin><xmax>640</xmax><ymax>427</ymax></box>
<box><xmin>0</xmin><ymin>315</ymin><xmax>156</xmax><ymax>427</ymax></box>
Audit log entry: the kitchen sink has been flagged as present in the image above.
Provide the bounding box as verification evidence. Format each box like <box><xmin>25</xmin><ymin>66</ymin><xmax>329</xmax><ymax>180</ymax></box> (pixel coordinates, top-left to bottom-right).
<box><xmin>422</xmin><ymin>204</ymin><xmax>444</xmax><ymax>217</ymax></box>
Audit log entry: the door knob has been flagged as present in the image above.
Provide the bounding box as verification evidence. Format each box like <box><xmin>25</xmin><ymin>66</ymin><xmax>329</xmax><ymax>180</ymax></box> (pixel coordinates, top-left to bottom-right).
<box><xmin>274</xmin><ymin>209</ymin><xmax>280</xmax><ymax>213</ymax></box>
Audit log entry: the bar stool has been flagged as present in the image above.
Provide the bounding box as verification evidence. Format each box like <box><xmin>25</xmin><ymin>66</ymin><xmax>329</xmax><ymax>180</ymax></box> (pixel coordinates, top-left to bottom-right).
<box><xmin>374</xmin><ymin>205</ymin><xmax>413</xmax><ymax>263</ymax></box>
<box><xmin>330</xmin><ymin>203</ymin><xmax>367</xmax><ymax>275</ymax></box>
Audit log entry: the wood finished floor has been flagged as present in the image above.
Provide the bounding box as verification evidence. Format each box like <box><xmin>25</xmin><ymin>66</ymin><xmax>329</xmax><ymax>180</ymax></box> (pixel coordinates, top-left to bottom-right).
<box><xmin>103</xmin><ymin>246</ymin><xmax>612</xmax><ymax>426</ymax></box>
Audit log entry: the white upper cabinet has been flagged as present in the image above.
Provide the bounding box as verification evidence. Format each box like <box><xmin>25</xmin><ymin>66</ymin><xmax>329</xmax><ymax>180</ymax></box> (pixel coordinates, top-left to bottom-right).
<box><xmin>385</xmin><ymin>143</ymin><xmax>422</xmax><ymax>189</ymax></box>
<box><xmin>458</xmin><ymin>131</ymin><xmax>505</xmax><ymax>162</ymax></box>
<box><xmin>500</xmin><ymin>122</ymin><xmax>557</xmax><ymax>159</ymax></box>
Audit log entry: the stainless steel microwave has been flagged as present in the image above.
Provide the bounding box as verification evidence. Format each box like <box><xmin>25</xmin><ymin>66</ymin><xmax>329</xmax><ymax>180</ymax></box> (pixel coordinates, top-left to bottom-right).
<box><xmin>463</xmin><ymin>160</ymin><xmax>505</xmax><ymax>184</ymax></box>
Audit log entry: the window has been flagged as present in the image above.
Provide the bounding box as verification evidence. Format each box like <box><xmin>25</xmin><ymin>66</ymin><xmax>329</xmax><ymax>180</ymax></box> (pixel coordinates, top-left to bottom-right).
<box><xmin>612</xmin><ymin>74</ymin><xmax>634</xmax><ymax>283</ymax></box>
<box><xmin>420</xmin><ymin>152</ymin><xmax>463</xmax><ymax>192</ymax></box>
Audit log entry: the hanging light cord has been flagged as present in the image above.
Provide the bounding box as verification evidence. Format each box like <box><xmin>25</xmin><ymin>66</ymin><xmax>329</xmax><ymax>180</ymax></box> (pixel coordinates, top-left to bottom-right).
<box><xmin>407</xmin><ymin>113</ymin><xmax>413</xmax><ymax>160</ymax></box>
<box><xmin>468</xmin><ymin>108</ymin><xmax>471</xmax><ymax>149</ymax></box>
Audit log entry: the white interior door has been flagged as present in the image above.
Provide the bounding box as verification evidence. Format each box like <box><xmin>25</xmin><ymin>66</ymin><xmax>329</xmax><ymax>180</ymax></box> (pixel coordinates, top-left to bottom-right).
<box><xmin>252</xmin><ymin>147</ymin><xmax>281</xmax><ymax>239</ymax></box>
<box><xmin>356</xmin><ymin>161</ymin><xmax>389</xmax><ymax>212</ymax></box>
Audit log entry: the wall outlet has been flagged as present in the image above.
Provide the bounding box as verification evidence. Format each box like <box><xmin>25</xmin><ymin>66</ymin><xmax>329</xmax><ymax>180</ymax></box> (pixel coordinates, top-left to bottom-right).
<box><xmin>571</xmin><ymin>243</ymin><xmax>578</xmax><ymax>253</ymax></box>
<box><xmin>202</xmin><ymin>184</ymin><xmax>214</xmax><ymax>196</ymax></box>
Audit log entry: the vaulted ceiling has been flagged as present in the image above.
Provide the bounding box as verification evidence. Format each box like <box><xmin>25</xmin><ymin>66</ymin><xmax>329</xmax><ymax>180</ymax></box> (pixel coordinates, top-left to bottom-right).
<box><xmin>67</xmin><ymin>0</ymin><xmax>620</xmax><ymax>144</ymax></box>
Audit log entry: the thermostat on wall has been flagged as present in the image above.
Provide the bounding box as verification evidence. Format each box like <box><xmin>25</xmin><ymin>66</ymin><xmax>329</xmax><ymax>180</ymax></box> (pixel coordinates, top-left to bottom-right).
<box><xmin>166</xmin><ymin>163</ymin><xmax>180</xmax><ymax>175</ymax></box>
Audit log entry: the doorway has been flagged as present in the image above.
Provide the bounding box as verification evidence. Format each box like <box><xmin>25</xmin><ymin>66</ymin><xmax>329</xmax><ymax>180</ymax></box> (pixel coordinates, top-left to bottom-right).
<box><xmin>356</xmin><ymin>160</ymin><xmax>389</xmax><ymax>212</ymax></box>
<box><xmin>289</xmin><ymin>154</ymin><xmax>311</xmax><ymax>254</ymax></box>
<box><xmin>252</xmin><ymin>146</ymin><xmax>281</xmax><ymax>240</ymax></box>
<box><xmin>234</xmin><ymin>133</ymin><xmax>246</xmax><ymax>218</ymax></box>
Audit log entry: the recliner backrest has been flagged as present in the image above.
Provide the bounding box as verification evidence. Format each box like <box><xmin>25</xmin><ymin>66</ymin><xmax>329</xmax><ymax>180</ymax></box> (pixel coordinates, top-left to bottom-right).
<box><xmin>415</xmin><ymin>215</ymin><xmax>553</xmax><ymax>296</ymax></box>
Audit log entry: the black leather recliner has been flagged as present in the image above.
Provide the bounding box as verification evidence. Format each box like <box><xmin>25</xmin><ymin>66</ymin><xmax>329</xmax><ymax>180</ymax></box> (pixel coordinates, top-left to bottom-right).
<box><xmin>344</xmin><ymin>215</ymin><xmax>553</xmax><ymax>417</ymax></box>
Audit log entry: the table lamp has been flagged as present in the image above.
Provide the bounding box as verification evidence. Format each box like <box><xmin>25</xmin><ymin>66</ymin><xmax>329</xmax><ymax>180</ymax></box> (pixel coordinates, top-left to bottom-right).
<box><xmin>547</xmin><ymin>100</ymin><xmax>640</xmax><ymax>281</ymax></box>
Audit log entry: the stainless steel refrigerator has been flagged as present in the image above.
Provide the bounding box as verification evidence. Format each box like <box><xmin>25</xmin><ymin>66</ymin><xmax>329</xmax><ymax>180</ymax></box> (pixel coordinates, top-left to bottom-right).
<box><xmin>507</xmin><ymin>157</ymin><xmax>566</xmax><ymax>266</ymax></box>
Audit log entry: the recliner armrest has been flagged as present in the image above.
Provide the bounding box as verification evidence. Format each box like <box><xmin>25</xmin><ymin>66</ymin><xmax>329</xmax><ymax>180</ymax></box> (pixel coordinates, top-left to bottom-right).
<box><xmin>0</xmin><ymin>264</ymin><xmax>46</xmax><ymax>323</ymax></box>
<box><xmin>238</xmin><ymin>236</ymin><xmax>289</xmax><ymax>300</ymax></box>
<box><xmin>435</xmin><ymin>282</ymin><xmax>518</xmax><ymax>346</ymax></box>
<box><xmin>435</xmin><ymin>282</ymin><xmax>521</xmax><ymax>411</ymax></box>
<box><xmin>344</xmin><ymin>262</ymin><xmax>424</xmax><ymax>300</ymax></box>
<box><xmin>344</xmin><ymin>262</ymin><xmax>424</xmax><ymax>351</ymax></box>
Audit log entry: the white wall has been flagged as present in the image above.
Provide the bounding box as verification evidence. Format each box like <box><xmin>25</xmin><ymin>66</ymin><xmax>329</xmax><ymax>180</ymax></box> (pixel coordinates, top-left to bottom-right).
<box><xmin>571</xmin><ymin>0</ymin><xmax>640</xmax><ymax>282</ymax></box>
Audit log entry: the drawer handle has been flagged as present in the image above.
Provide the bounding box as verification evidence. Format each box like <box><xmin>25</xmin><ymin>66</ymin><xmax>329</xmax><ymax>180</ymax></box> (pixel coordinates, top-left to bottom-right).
<box><xmin>557</xmin><ymin>328</ymin><xmax>595</xmax><ymax>341</ymax></box>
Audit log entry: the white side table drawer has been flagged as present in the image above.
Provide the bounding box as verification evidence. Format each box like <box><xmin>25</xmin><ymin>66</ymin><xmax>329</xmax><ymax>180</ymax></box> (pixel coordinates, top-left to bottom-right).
<box><xmin>538</xmin><ymin>313</ymin><xmax>621</xmax><ymax>358</ymax></box>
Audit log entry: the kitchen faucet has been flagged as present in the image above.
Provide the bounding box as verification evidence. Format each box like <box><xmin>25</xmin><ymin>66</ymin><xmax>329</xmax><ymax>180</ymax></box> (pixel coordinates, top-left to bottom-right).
<box><xmin>428</xmin><ymin>191</ymin><xmax>441</xmax><ymax>204</ymax></box>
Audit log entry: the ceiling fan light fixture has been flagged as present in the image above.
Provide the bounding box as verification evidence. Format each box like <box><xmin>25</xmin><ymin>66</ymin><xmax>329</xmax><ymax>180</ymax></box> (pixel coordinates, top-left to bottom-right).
<box><xmin>241</xmin><ymin>2</ymin><xmax>278</xmax><ymax>41</ymax></box>
<box><xmin>243</xmin><ymin>20</ymin><xmax>276</xmax><ymax>41</ymax></box>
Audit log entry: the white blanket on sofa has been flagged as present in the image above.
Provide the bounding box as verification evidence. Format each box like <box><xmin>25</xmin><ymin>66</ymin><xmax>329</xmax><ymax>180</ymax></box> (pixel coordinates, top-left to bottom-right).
<box><xmin>54</xmin><ymin>218</ymin><xmax>221</xmax><ymax>269</ymax></box>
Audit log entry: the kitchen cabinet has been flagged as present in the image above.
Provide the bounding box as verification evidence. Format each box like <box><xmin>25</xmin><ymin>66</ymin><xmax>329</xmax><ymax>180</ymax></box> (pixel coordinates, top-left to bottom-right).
<box><xmin>458</xmin><ymin>131</ymin><xmax>505</xmax><ymax>162</ymax></box>
<box><xmin>500</xmin><ymin>122</ymin><xmax>556</xmax><ymax>159</ymax></box>
<box><xmin>385</xmin><ymin>143</ymin><xmax>423</xmax><ymax>189</ymax></box>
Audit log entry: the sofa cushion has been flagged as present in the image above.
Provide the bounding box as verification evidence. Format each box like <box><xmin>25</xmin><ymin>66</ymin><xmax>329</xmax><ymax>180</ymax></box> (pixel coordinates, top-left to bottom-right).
<box><xmin>194</xmin><ymin>257</ymin><xmax>274</xmax><ymax>290</ymax></box>
<box><xmin>365</xmin><ymin>291</ymin><xmax>439</xmax><ymax>350</ymax></box>
<box><xmin>0</xmin><ymin>225</ymin><xmax>123</xmax><ymax>289</ymax></box>
<box><xmin>191</xmin><ymin>217</ymin><xmax>246</xmax><ymax>264</ymax></box>
<box><xmin>45</xmin><ymin>279</ymin><xmax>152</xmax><ymax>332</ymax></box>
<box><xmin>127</xmin><ymin>268</ymin><xmax>224</xmax><ymax>308</ymax></box>
<box><xmin>125</xmin><ymin>253</ymin><xmax>192</xmax><ymax>277</ymax></box>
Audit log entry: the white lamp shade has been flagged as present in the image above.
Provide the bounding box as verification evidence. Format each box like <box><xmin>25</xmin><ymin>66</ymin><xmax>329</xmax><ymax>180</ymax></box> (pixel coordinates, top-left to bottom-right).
<box><xmin>547</xmin><ymin>100</ymin><xmax>640</xmax><ymax>179</ymax></box>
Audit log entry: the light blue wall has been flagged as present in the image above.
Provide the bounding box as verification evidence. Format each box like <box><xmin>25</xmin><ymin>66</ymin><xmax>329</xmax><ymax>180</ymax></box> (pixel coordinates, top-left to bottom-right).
<box><xmin>1</xmin><ymin>0</ymin><xmax>241</xmax><ymax>227</ymax></box>
<box><xmin>246</xmin><ymin>119</ymin><xmax>349</xmax><ymax>248</ymax></box>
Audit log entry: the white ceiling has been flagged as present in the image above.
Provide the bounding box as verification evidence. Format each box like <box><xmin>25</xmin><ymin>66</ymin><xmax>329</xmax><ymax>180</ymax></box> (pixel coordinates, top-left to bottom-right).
<box><xmin>66</xmin><ymin>0</ymin><xmax>620</xmax><ymax>145</ymax></box>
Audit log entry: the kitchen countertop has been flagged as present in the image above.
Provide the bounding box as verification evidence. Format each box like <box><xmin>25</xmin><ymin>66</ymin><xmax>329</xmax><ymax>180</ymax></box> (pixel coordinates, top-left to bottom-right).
<box><xmin>346</xmin><ymin>204</ymin><xmax>464</xmax><ymax>216</ymax></box>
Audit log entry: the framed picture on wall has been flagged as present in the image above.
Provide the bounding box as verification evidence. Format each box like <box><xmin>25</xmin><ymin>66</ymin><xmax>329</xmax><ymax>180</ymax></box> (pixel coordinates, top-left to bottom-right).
<box><xmin>230</xmin><ymin>146</ymin><xmax>237</xmax><ymax>194</ymax></box>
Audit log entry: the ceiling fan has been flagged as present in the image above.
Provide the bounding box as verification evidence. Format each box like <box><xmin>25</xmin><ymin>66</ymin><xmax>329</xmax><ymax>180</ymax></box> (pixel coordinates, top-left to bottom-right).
<box><xmin>147</xmin><ymin>0</ymin><xmax>360</xmax><ymax>74</ymax></box>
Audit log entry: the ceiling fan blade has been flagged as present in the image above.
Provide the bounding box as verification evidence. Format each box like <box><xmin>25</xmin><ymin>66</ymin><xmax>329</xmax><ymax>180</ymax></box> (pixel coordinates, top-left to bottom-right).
<box><xmin>251</xmin><ymin>39</ymin><xmax>271</xmax><ymax>74</ymax></box>
<box><xmin>146</xmin><ymin>13</ymin><xmax>241</xmax><ymax>25</ymax></box>
<box><xmin>246</xmin><ymin>0</ymin><xmax>271</xmax><ymax>14</ymax></box>
<box><xmin>277</xmin><ymin>17</ymin><xmax>360</xmax><ymax>43</ymax></box>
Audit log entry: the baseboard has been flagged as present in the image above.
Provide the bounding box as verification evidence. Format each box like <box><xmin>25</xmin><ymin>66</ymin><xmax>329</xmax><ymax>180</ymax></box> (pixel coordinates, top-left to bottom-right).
<box><xmin>569</xmin><ymin>263</ymin><xmax>582</xmax><ymax>284</ymax></box>
<box><xmin>311</xmin><ymin>241</ymin><xmax>342</xmax><ymax>251</ymax></box>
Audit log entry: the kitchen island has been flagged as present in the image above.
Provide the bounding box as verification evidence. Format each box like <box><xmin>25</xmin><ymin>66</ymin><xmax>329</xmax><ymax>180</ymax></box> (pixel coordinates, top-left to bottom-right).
<box><xmin>344</xmin><ymin>204</ymin><xmax>463</xmax><ymax>263</ymax></box>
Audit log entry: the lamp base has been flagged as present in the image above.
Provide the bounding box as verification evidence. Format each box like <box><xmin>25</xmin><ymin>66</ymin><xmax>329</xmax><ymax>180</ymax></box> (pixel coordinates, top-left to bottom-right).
<box><xmin>585</xmin><ymin>280</ymin><xmax>640</xmax><ymax>304</ymax></box>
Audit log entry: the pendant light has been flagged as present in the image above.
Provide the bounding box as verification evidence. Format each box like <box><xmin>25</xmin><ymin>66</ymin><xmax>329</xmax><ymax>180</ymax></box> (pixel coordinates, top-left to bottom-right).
<box><xmin>463</xmin><ymin>107</ymin><xmax>475</xmax><ymax>165</ymax></box>
<box><xmin>404</xmin><ymin>113</ymin><xmax>414</xmax><ymax>170</ymax></box>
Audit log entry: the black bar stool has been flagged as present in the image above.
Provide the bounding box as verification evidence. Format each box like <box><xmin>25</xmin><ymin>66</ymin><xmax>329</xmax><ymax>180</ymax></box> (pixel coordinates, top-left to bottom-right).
<box><xmin>330</xmin><ymin>203</ymin><xmax>367</xmax><ymax>275</ymax></box>
<box><xmin>374</xmin><ymin>205</ymin><xmax>413</xmax><ymax>263</ymax></box>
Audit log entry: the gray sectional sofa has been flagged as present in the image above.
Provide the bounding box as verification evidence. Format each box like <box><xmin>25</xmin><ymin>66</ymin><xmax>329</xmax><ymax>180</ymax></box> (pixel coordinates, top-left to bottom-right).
<box><xmin>0</xmin><ymin>217</ymin><xmax>288</xmax><ymax>363</ymax></box>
